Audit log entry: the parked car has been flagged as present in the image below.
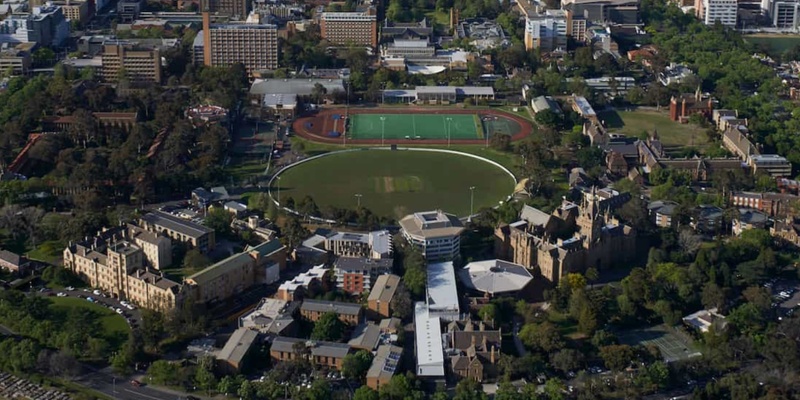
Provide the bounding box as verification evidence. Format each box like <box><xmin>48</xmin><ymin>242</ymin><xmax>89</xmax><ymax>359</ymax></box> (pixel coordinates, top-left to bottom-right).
<box><xmin>126</xmin><ymin>304</ymin><xmax>135</xmax><ymax>310</ymax></box>
<box><xmin>86</xmin><ymin>297</ymin><xmax>94</xmax><ymax>303</ymax></box>
<box><xmin>92</xmin><ymin>290</ymin><xmax>101</xmax><ymax>296</ymax></box>
<box><xmin>130</xmin><ymin>380</ymin><xmax>141</xmax><ymax>387</ymax></box>
<box><xmin>116</xmin><ymin>309</ymin><xmax>124</xmax><ymax>315</ymax></box>
<box><xmin>57</xmin><ymin>292</ymin><xmax>67</xmax><ymax>297</ymax></box>
<box><xmin>65</xmin><ymin>286</ymin><xmax>75</xmax><ymax>291</ymax></box>
<box><xmin>120</xmin><ymin>300</ymin><xmax>128</xmax><ymax>307</ymax></box>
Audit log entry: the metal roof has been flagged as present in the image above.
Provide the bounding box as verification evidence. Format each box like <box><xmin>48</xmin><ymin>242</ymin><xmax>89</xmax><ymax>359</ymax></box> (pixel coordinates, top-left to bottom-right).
<box><xmin>249</xmin><ymin>78</ymin><xmax>345</xmax><ymax>96</ymax></box>
<box><xmin>271</xmin><ymin>337</ymin><xmax>351</xmax><ymax>358</ymax></box>
<box><xmin>217</xmin><ymin>328</ymin><xmax>258</xmax><ymax>365</ymax></box>
<box><xmin>427</xmin><ymin>262</ymin><xmax>459</xmax><ymax>313</ymax></box>
<box><xmin>348</xmin><ymin>323</ymin><xmax>382</xmax><ymax>350</ymax></box>
<box><xmin>459</xmin><ymin>259</ymin><xmax>533</xmax><ymax>295</ymax></box>
<box><xmin>140</xmin><ymin>211</ymin><xmax>213</xmax><ymax>238</ymax></box>
<box><xmin>414</xmin><ymin>303</ymin><xmax>444</xmax><ymax>377</ymax></box>
<box><xmin>301</xmin><ymin>299</ymin><xmax>362</xmax><ymax>316</ymax></box>
<box><xmin>366</xmin><ymin>344</ymin><xmax>403</xmax><ymax>381</ymax></box>
<box><xmin>335</xmin><ymin>257</ymin><xmax>392</xmax><ymax>272</ymax></box>
<box><xmin>367</xmin><ymin>274</ymin><xmax>401</xmax><ymax>303</ymax></box>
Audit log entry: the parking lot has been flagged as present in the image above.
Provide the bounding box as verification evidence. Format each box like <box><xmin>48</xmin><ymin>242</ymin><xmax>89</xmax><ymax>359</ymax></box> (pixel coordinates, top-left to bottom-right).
<box><xmin>765</xmin><ymin>279</ymin><xmax>800</xmax><ymax>319</ymax></box>
<box><xmin>36</xmin><ymin>287</ymin><xmax>143</xmax><ymax>328</ymax></box>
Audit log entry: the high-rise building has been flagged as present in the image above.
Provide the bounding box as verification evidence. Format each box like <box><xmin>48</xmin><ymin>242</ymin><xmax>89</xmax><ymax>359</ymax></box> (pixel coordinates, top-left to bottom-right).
<box><xmin>773</xmin><ymin>0</ymin><xmax>800</xmax><ymax>28</ymax></box>
<box><xmin>696</xmin><ymin>0</ymin><xmax>737</xmax><ymax>26</ymax></box>
<box><xmin>524</xmin><ymin>10</ymin><xmax>568</xmax><ymax>51</ymax></box>
<box><xmin>99</xmin><ymin>43</ymin><xmax>162</xmax><ymax>83</ymax></box>
<box><xmin>0</xmin><ymin>4</ymin><xmax>70</xmax><ymax>46</ymax></box>
<box><xmin>201</xmin><ymin>0</ymin><xmax>249</xmax><ymax>18</ymax></box>
<box><xmin>200</xmin><ymin>12</ymin><xmax>278</xmax><ymax>76</ymax></box>
<box><xmin>320</xmin><ymin>7</ymin><xmax>378</xmax><ymax>47</ymax></box>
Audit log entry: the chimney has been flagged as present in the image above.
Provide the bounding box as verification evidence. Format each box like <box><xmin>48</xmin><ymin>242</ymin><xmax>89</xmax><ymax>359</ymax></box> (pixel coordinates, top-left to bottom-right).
<box><xmin>471</xmin><ymin>335</ymin><xmax>476</xmax><ymax>347</ymax></box>
<box><xmin>490</xmin><ymin>345</ymin><xmax>495</xmax><ymax>364</ymax></box>
<box><xmin>479</xmin><ymin>321</ymin><xmax>484</xmax><ymax>331</ymax></box>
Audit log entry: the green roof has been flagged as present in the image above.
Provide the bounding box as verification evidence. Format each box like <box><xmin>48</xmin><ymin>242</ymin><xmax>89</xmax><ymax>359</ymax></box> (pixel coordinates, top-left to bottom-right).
<box><xmin>186</xmin><ymin>252</ymin><xmax>252</xmax><ymax>285</ymax></box>
<box><xmin>245</xmin><ymin>239</ymin><xmax>285</xmax><ymax>257</ymax></box>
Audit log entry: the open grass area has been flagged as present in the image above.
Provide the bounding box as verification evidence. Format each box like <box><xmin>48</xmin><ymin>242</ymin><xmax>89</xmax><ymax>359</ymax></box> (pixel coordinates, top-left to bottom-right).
<box><xmin>745</xmin><ymin>34</ymin><xmax>800</xmax><ymax>56</ymax></box>
<box><xmin>597</xmin><ymin>109</ymin><xmax>709</xmax><ymax>150</ymax></box>
<box><xmin>27</xmin><ymin>240</ymin><xmax>64</xmax><ymax>266</ymax></box>
<box><xmin>349</xmin><ymin>113</ymin><xmax>481</xmax><ymax>140</ymax></box>
<box><xmin>49</xmin><ymin>297</ymin><xmax>129</xmax><ymax>347</ymax></box>
<box><xmin>275</xmin><ymin>149</ymin><xmax>515</xmax><ymax>219</ymax></box>
<box><xmin>548</xmin><ymin>310</ymin><xmax>582</xmax><ymax>339</ymax></box>
<box><xmin>289</xmin><ymin>136</ymin><xmax>522</xmax><ymax>177</ymax></box>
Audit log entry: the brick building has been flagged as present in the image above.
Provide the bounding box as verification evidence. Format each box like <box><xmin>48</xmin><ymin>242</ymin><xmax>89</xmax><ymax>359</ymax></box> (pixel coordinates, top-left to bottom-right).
<box><xmin>300</xmin><ymin>299</ymin><xmax>362</xmax><ymax>325</ymax></box>
<box><xmin>669</xmin><ymin>90</ymin><xmax>714</xmax><ymax>122</ymax></box>
<box><xmin>367</xmin><ymin>274</ymin><xmax>401</xmax><ymax>318</ymax></box>
<box><xmin>319</xmin><ymin>7</ymin><xmax>377</xmax><ymax>47</ymax></box>
<box><xmin>334</xmin><ymin>257</ymin><xmax>392</xmax><ymax>294</ymax></box>
<box><xmin>270</xmin><ymin>337</ymin><xmax>351</xmax><ymax>370</ymax></box>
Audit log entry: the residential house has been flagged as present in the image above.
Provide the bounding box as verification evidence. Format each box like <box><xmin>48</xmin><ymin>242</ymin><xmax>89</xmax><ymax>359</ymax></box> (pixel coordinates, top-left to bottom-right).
<box><xmin>348</xmin><ymin>323</ymin><xmax>382</xmax><ymax>351</ymax></box>
<box><xmin>732</xmin><ymin>208</ymin><xmax>768</xmax><ymax>236</ymax></box>
<box><xmin>0</xmin><ymin>250</ymin><xmax>30</xmax><ymax>274</ymax></box>
<box><xmin>300</xmin><ymin>299</ymin><xmax>362</xmax><ymax>325</ymax></box>
<box><xmin>366</xmin><ymin>344</ymin><xmax>403</xmax><ymax>390</ymax></box>
<box><xmin>367</xmin><ymin>274</ymin><xmax>401</xmax><ymax>318</ymax></box>
<box><xmin>270</xmin><ymin>337</ymin><xmax>351</xmax><ymax>370</ymax></box>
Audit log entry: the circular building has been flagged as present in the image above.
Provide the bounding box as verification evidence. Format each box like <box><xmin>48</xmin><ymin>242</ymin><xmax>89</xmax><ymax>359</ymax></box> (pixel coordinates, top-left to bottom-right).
<box><xmin>458</xmin><ymin>259</ymin><xmax>533</xmax><ymax>298</ymax></box>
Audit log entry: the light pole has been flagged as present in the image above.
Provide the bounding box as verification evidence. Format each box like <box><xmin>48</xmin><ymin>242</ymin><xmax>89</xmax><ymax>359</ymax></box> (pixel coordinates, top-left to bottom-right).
<box><xmin>380</xmin><ymin>116</ymin><xmax>386</xmax><ymax>146</ymax></box>
<box><xmin>276</xmin><ymin>176</ymin><xmax>282</xmax><ymax>206</ymax></box>
<box><xmin>112</xmin><ymin>377</ymin><xmax>116</xmax><ymax>394</ymax></box>
<box><xmin>355</xmin><ymin>193</ymin><xmax>362</xmax><ymax>208</ymax></box>
<box><xmin>446</xmin><ymin>117</ymin><xmax>452</xmax><ymax>148</ymax></box>
<box><xmin>469</xmin><ymin>186</ymin><xmax>476</xmax><ymax>221</ymax></box>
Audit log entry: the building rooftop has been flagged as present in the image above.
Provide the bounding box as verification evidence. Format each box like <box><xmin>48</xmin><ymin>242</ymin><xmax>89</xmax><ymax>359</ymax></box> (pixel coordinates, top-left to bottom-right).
<box><xmin>531</xmin><ymin>95</ymin><xmax>562</xmax><ymax>114</ymax></box>
<box><xmin>271</xmin><ymin>337</ymin><xmax>351</xmax><ymax>358</ymax></box>
<box><xmin>427</xmin><ymin>261</ymin><xmax>460</xmax><ymax>314</ymax></box>
<box><xmin>262</xmin><ymin>93</ymin><xmax>298</xmax><ymax>107</ymax></box>
<box><xmin>335</xmin><ymin>257</ymin><xmax>392</xmax><ymax>272</ymax></box>
<box><xmin>366</xmin><ymin>344</ymin><xmax>403</xmax><ymax>383</ymax></box>
<box><xmin>572</xmin><ymin>95</ymin><xmax>596</xmax><ymax>117</ymax></box>
<box><xmin>348</xmin><ymin>323</ymin><xmax>382</xmax><ymax>350</ymax></box>
<box><xmin>278</xmin><ymin>265</ymin><xmax>328</xmax><ymax>292</ymax></box>
<box><xmin>648</xmin><ymin>200</ymin><xmax>679</xmax><ymax>216</ymax></box>
<box><xmin>0</xmin><ymin>250</ymin><xmax>24</xmax><ymax>266</ymax></box>
<box><xmin>399</xmin><ymin>210</ymin><xmax>464</xmax><ymax>239</ymax></box>
<box><xmin>140</xmin><ymin>211</ymin><xmax>213</xmax><ymax>238</ymax></box>
<box><xmin>301</xmin><ymin>299</ymin><xmax>362</xmax><ymax>316</ymax></box>
<box><xmin>186</xmin><ymin>252</ymin><xmax>251</xmax><ymax>286</ymax></box>
<box><xmin>217</xmin><ymin>327</ymin><xmax>258</xmax><ymax>366</ymax></box>
<box><xmin>249</xmin><ymin>78</ymin><xmax>345</xmax><ymax>96</ymax></box>
<box><xmin>245</xmin><ymin>239</ymin><xmax>285</xmax><ymax>258</ymax></box>
<box><xmin>368</xmin><ymin>274</ymin><xmax>401</xmax><ymax>304</ymax></box>
<box><xmin>414</xmin><ymin>302</ymin><xmax>444</xmax><ymax>377</ymax></box>
<box><xmin>240</xmin><ymin>298</ymin><xmax>297</xmax><ymax>334</ymax></box>
<box><xmin>459</xmin><ymin>259</ymin><xmax>533</xmax><ymax>295</ymax></box>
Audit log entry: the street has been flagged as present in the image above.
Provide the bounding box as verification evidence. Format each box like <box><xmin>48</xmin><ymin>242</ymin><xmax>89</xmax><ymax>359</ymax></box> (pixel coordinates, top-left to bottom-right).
<box><xmin>76</xmin><ymin>365</ymin><xmax>204</xmax><ymax>400</ymax></box>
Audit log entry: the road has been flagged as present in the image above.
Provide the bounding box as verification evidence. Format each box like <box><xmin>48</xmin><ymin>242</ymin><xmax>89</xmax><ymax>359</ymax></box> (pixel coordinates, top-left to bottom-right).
<box><xmin>77</xmin><ymin>366</ymin><xmax>203</xmax><ymax>400</ymax></box>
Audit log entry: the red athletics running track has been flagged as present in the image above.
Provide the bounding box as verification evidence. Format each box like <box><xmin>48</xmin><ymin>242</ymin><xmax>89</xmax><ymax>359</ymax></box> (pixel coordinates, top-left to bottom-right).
<box><xmin>291</xmin><ymin>107</ymin><xmax>535</xmax><ymax>145</ymax></box>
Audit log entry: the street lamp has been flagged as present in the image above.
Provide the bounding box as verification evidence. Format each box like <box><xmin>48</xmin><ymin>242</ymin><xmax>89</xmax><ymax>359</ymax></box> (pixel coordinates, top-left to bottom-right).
<box><xmin>276</xmin><ymin>176</ymin><xmax>282</xmax><ymax>206</ymax></box>
<box><xmin>380</xmin><ymin>116</ymin><xmax>386</xmax><ymax>146</ymax></box>
<box><xmin>355</xmin><ymin>193</ymin><xmax>362</xmax><ymax>208</ymax></box>
<box><xmin>469</xmin><ymin>186</ymin><xmax>476</xmax><ymax>221</ymax></box>
<box><xmin>446</xmin><ymin>117</ymin><xmax>453</xmax><ymax>148</ymax></box>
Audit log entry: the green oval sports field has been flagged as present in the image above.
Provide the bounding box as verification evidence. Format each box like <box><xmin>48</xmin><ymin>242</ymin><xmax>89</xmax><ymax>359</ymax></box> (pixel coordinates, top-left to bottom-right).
<box><xmin>274</xmin><ymin>150</ymin><xmax>515</xmax><ymax>219</ymax></box>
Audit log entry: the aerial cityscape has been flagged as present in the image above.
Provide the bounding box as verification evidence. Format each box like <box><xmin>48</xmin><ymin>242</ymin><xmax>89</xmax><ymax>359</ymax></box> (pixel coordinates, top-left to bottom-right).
<box><xmin>0</xmin><ymin>0</ymin><xmax>800</xmax><ymax>398</ymax></box>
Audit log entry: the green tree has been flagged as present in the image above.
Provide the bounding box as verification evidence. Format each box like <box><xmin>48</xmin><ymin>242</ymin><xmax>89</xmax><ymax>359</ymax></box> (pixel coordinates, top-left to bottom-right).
<box><xmin>518</xmin><ymin>322</ymin><xmax>564</xmax><ymax>353</ymax></box>
<box><xmin>183</xmin><ymin>248</ymin><xmax>211</xmax><ymax>273</ymax></box>
<box><xmin>600</xmin><ymin>344</ymin><xmax>636</xmax><ymax>371</ymax></box>
<box><xmin>204</xmin><ymin>207</ymin><xmax>233</xmax><ymax>237</ymax></box>
<box><xmin>310</xmin><ymin>312</ymin><xmax>346</xmax><ymax>341</ymax></box>
<box><xmin>478</xmin><ymin>303</ymin><xmax>498</xmax><ymax>323</ymax></box>
<box><xmin>147</xmin><ymin>360</ymin><xmax>182</xmax><ymax>386</ymax></box>
<box><xmin>353</xmin><ymin>386</ymin><xmax>379</xmax><ymax>400</ymax></box>
<box><xmin>551</xmin><ymin>349</ymin><xmax>584</xmax><ymax>373</ymax></box>
<box><xmin>194</xmin><ymin>356</ymin><xmax>217</xmax><ymax>394</ymax></box>
<box><xmin>454</xmin><ymin>379</ymin><xmax>488</xmax><ymax>400</ymax></box>
<box><xmin>238</xmin><ymin>380</ymin><xmax>255</xmax><ymax>400</ymax></box>
<box><xmin>342</xmin><ymin>350</ymin><xmax>374</xmax><ymax>381</ymax></box>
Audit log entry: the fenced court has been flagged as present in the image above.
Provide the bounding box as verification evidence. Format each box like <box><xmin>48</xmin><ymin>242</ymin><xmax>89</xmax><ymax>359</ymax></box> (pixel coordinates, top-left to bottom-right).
<box><xmin>293</xmin><ymin>107</ymin><xmax>533</xmax><ymax>145</ymax></box>
<box><xmin>349</xmin><ymin>113</ymin><xmax>481</xmax><ymax>140</ymax></box>
<box><xmin>618</xmin><ymin>324</ymin><xmax>701</xmax><ymax>362</ymax></box>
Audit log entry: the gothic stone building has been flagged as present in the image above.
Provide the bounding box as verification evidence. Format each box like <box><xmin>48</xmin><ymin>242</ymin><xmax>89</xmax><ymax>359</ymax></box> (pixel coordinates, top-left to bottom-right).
<box><xmin>494</xmin><ymin>188</ymin><xmax>636</xmax><ymax>284</ymax></box>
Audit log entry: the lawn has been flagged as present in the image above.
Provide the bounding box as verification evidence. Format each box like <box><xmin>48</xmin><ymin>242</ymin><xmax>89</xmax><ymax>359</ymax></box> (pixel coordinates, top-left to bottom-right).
<box><xmin>745</xmin><ymin>34</ymin><xmax>800</xmax><ymax>56</ymax></box>
<box><xmin>349</xmin><ymin>113</ymin><xmax>481</xmax><ymax>140</ymax></box>
<box><xmin>49</xmin><ymin>297</ymin><xmax>129</xmax><ymax>347</ymax></box>
<box><xmin>274</xmin><ymin>149</ymin><xmax>516</xmax><ymax>219</ymax></box>
<box><xmin>597</xmin><ymin>109</ymin><xmax>709</xmax><ymax>151</ymax></box>
<box><xmin>27</xmin><ymin>240</ymin><xmax>64</xmax><ymax>266</ymax></box>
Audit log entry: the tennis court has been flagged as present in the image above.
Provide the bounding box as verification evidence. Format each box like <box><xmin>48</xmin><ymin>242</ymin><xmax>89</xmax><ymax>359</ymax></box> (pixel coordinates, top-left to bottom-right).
<box><xmin>349</xmin><ymin>113</ymin><xmax>481</xmax><ymax>140</ymax></box>
<box><xmin>618</xmin><ymin>325</ymin><xmax>702</xmax><ymax>362</ymax></box>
